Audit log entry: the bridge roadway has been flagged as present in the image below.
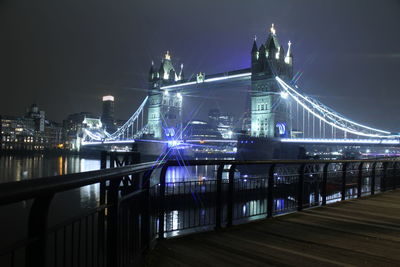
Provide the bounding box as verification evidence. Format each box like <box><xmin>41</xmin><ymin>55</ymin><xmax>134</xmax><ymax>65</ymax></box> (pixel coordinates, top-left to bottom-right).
<box><xmin>148</xmin><ymin>190</ymin><xmax>400</xmax><ymax>266</ymax></box>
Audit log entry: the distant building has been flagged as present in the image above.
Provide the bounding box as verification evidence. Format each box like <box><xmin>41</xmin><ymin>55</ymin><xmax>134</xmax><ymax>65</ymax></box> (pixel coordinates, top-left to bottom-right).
<box><xmin>101</xmin><ymin>95</ymin><xmax>116</xmax><ymax>133</ymax></box>
<box><xmin>0</xmin><ymin>104</ymin><xmax>62</xmax><ymax>151</ymax></box>
<box><xmin>63</xmin><ymin>112</ymin><xmax>101</xmax><ymax>151</ymax></box>
<box><xmin>25</xmin><ymin>104</ymin><xmax>45</xmax><ymax>132</ymax></box>
<box><xmin>208</xmin><ymin>109</ymin><xmax>235</xmax><ymax>139</ymax></box>
<box><xmin>183</xmin><ymin>120</ymin><xmax>222</xmax><ymax>140</ymax></box>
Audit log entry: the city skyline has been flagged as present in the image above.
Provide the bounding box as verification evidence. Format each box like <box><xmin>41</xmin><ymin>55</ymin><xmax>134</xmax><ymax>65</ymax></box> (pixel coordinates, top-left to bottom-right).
<box><xmin>1</xmin><ymin>0</ymin><xmax>400</xmax><ymax>131</ymax></box>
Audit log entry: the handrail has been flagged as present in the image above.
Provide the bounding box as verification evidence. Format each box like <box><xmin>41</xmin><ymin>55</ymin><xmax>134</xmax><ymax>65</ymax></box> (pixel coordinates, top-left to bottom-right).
<box><xmin>1</xmin><ymin>158</ymin><xmax>398</xmax><ymax>206</ymax></box>
<box><xmin>163</xmin><ymin>158</ymin><xmax>400</xmax><ymax>166</ymax></box>
<box><xmin>0</xmin><ymin>161</ymin><xmax>162</xmax><ymax>205</ymax></box>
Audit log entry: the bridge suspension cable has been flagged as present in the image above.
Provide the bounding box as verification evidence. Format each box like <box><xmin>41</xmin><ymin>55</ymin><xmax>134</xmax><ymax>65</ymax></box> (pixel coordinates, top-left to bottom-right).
<box><xmin>105</xmin><ymin>96</ymin><xmax>149</xmax><ymax>141</ymax></box>
<box><xmin>276</xmin><ymin>77</ymin><xmax>398</xmax><ymax>139</ymax></box>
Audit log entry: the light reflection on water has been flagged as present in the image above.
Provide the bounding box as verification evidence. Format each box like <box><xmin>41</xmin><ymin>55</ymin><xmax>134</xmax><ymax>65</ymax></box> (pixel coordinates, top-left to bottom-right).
<box><xmin>0</xmin><ymin>155</ymin><xmax>100</xmax><ymax>183</ymax></box>
<box><xmin>165</xmin><ymin>165</ymin><xmax>228</xmax><ymax>183</ymax></box>
<box><xmin>0</xmin><ymin>155</ymin><xmax>101</xmax><ymax>212</ymax></box>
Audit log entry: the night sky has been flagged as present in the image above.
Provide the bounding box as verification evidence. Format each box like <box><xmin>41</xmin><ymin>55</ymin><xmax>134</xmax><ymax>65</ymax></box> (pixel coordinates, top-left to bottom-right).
<box><xmin>1</xmin><ymin>0</ymin><xmax>399</xmax><ymax>131</ymax></box>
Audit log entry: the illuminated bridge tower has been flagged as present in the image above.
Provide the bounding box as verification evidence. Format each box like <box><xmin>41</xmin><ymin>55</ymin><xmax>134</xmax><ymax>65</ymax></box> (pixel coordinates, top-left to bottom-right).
<box><xmin>250</xmin><ymin>24</ymin><xmax>293</xmax><ymax>138</ymax></box>
<box><xmin>147</xmin><ymin>51</ymin><xmax>184</xmax><ymax>139</ymax></box>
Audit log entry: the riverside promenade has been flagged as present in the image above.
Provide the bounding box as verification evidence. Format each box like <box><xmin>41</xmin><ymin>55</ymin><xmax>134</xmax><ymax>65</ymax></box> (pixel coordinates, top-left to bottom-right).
<box><xmin>149</xmin><ymin>190</ymin><xmax>400</xmax><ymax>266</ymax></box>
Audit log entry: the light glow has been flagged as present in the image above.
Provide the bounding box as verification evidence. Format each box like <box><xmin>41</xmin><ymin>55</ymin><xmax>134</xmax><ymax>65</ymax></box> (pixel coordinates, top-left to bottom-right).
<box><xmin>160</xmin><ymin>72</ymin><xmax>251</xmax><ymax>90</ymax></box>
<box><xmin>280</xmin><ymin>138</ymin><xmax>400</xmax><ymax>145</ymax></box>
<box><xmin>102</xmin><ymin>95</ymin><xmax>114</xmax><ymax>101</ymax></box>
<box><xmin>165</xmin><ymin>51</ymin><xmax>171</xmax><ymax>60</ymax></box>
<box><xmin>280</xmin><ymin>91</ymin><xmax>289</xmax><ymax>99</ymax></box>
<box><xmin>270</xmin><ymin>23</ymin><xmax>276</xmax><ymax>35</ymax></box>
<box><xmin>204</xmin><ymin>72</ymin><xmax>252</xmax><ymax>83</ymax></box>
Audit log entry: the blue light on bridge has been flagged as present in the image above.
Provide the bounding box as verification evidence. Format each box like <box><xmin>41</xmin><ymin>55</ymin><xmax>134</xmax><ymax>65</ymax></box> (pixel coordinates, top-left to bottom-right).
<box><xmin>167</xmin><ymin>140</ymin><xmax>183</xmax><ymax>148</ymax></box>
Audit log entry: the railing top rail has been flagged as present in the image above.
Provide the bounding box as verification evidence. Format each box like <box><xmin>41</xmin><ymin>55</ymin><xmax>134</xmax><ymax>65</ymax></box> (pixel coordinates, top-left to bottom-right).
<box><xmin>163</xmin><ymin>158</ymin><xmax>400</xmax><ymax>166</ymax></box>
<box><xmin>1</xmin><ymin>158</ymin><xmax>398</xmax><ymax>206</ymax></box>
<box><xmin>0</xmin><ymin>161</ymin><xmax>161</xmax><ymax>206</ymax></box>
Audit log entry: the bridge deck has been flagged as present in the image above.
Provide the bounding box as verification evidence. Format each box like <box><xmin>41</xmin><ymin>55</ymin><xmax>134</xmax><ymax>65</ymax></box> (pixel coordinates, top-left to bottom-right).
<box><xmin>148</xmin><ymin>190</ymin><xmax>400</xmax><ymax>266</ymax></box>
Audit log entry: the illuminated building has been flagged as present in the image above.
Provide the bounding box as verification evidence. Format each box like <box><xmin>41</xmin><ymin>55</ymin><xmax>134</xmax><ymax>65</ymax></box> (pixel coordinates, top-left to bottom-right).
<box><xmin>183</xmin><ymin>120</ymin><xmax>222</xmax><ymax>140</ymax></box>
<box><xmin>208</xmin><ymin>109</ymin><xmax>235</xmax><ymax>139</ymax></box>
<box><xmin>147</xmin><ymin>51</ymin><xmax>184</xmax><ymax>139</ymax></box>
<box><xmin>63</xmin><ymin>112</ymin><xmax>102</xmax><ymax>151</ymax></box>
<box><xmin>25</xmin><ymin>104</ymin><xmax>45</xmax><ymax>132</ymax></box>
<box><xmin>0</xmin><ymin>104</ymin><xmax>62</xmax><ymax>151</ymax></box>
<box><xmin>250</xmin><ymin>24</ymin><xmax>293</xmax><ymax>138</ymax></box>
<box><xmin>101</xmin><ymin>95</ymin><xmax>116</xmax><ymax>132</ymax></box>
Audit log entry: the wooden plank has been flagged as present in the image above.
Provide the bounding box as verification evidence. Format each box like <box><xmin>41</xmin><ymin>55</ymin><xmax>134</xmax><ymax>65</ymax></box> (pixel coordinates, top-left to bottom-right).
<box><xmin>148</xmin><ymin>190</ymin><xmax>400</xmax><ymax>266</ymax></box>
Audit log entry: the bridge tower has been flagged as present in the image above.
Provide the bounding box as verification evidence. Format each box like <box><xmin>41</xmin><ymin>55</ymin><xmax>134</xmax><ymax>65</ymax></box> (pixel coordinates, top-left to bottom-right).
<box><xmin>250</xmin><ymin>24</ymin><xmax>293</xmax><ymax>138</ymax></box>
<box><xmin>147</xmin><ymin>51</ymin><xmax>184</xmax><ymax>139</ymax></box>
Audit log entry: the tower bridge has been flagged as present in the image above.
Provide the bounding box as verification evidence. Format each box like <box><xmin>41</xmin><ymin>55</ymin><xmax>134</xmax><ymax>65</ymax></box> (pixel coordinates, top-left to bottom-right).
<box><xmin>82</xmin><ymin>24</ymin><xmax>400</xmax><ymax>159</ymax></box>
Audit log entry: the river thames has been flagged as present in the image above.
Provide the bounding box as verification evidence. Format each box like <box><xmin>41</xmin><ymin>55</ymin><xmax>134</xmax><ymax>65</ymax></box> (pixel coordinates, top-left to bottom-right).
<box><xmin>0</xmin><ymin>155</ymin><xmax>101</xmax><ymax>183</ymax></box>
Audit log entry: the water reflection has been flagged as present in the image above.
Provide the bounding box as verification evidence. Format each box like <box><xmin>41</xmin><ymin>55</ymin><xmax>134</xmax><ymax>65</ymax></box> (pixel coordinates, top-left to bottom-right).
<box><xmin>0</xmin><ymin>155</ymin><xmax>101</xmax><ymax>183</ymax></box>
<box><xmin>0</xmin><ymin>155</ymin><xmax>102</xmax><ymax>212</ymax></box>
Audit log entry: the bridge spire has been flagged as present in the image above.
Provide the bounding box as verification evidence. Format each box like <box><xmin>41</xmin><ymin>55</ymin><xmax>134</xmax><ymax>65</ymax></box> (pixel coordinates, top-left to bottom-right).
<box><xmin>165</xmin><ymin>50</ymin><xmax>171</xmax><ymax>60</ymax></box>
<box><xmin>285</xmin><ymin>41</ymin><xmax>293</xmax><ymax>65</ymax></box>
<box><xmin>179</xmin><ymin>63</ymin><xmax>184</xmax><ymax>80</ymax></box>
<box><xmin>252</xmin><ymin>36</ymin><xmax>258</xmax><ymax>53</ymax></box>
<box><xmin>149</xmin><ymin>60</ymin><xmax>155</xmax><ymax>81</ymax></box>
<box><xmin>270</xmin><ymin>23</ymin><xmax>276</xmax><ymax>35</ymax></box>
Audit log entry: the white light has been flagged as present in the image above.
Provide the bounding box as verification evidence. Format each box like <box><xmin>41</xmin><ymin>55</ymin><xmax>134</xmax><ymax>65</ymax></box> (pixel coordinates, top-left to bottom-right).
<box><xmin>102</xmin><ymin>95</ymin><xmax>114</xmax><ymax>101</ymax></box>
<box><xmin>280</xmin><ymin>91</ymin><xmax>289</xmax><ymax>99</ymax></box>
<box><xmin>204</xmin><ymin>72</ymin><xmax>252</xmax><ymax>83</ymax></box>
<box><xmin>164</xmin><ymin>90</ymin><xmax>169</xmax><ymax>95</ymax></box>
<box><xmin>161</xmin><ymin>81</ymin><xmax>197</xmax><ymax>90</ymax></box>
<box><xmin>160</xmin><ymin>72</ymin><xmax>252</xmax><ymax>90</ymax></box>
<box><xmin>270</xmin><ymin>23</ymin><xmax>276</xmax><ymax>35</ymax></box>
<box><xmin>366</xmin><ymin>149</ymin><xmax>371</xmax><ymax>153</ymax></box>
<box><xmin>177</xmin><ymin>92</ymin><xmax>182</xmax><ymax>98</ymax></box>
<box><xmin>280</xmin><ymin>138</ymin><xmax>400</xmax><ymax>145</ymax></box>
<box><xmin>385</xmin><ymin>149</ymin><xmax>389</xmax><ymax>153</ymax></box>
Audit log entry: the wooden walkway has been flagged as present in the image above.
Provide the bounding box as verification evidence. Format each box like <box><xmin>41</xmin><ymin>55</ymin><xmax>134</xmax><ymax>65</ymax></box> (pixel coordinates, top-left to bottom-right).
<box><xmin>148</xmin><ymin>190</ymin><xmax>400</xmax><ymax>266</ymax></box>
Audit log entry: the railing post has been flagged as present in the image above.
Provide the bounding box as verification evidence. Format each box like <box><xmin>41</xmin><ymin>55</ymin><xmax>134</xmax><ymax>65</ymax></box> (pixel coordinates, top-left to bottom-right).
<box><xmin>298</xmin><ymin>164</ymin><xmax>305</xmax><ymax>211</ymax></box>
<box><xmin>341</xmin><ymin>163</ymin><xmax>347</xmax><ymax>201</ymax></box>
<box><xmin>107</xmin><ymin>177</ymin><xmax>121</xmax><ymax>267</ymax></box>
<box><xmin>371</xmin><ymin>162</ymin><xmax>376</xmax><ymax>195</ymax></box>
<box><xmin>141</xmin><ymin>169</ymin><xmax>153</xmax><ymax>251</ymax></box>
<box><xmin>100</xmin><ymin>151</ymin><xmax>107</xmax><ymax>169</ymax></box>
<box><xmin>26</xmin><ymin>194</ymin><xmax>54</xmax><ymax>267</ymax></box>
<box><xmin>215</xmin><ymin>164</ymin><xmax>224</xmax><ymax>230</ymax></box>
<box><xmin>267</xmin><ymin>164</ymin><xmax>275</xmax><ymax>218</ymax></box>
<box><xmin>393</xmin><ymin>162</ymin><xmax>397</xmax><ymax>190</ymax></box>
<box><xmin>227</xmin><ymin>164</ymin><xmax>236</xmax><ymax>227</ymax></box>
<box><xmin>357</xmin><ymin>162</ymin><xmax>364</xmax><ymax>199</ymax></box>
<box><xmin>381</xmin><ymin>162</ymin><xmax>388</xmax><ymax>192</ymax></box>
<box><xmin>322</xmin><ymin>163</ymin><xmax>329</xmax><ymax>206</ymax></box>
<box><xmin>158</xmin><ymin>165</ymin><xmax>168</xmax><ymax>240</ymax></box>
<box><xmin>100</xmin><ymin>151</ymin><xmax>107</xmax><ymax>205</ymax></box>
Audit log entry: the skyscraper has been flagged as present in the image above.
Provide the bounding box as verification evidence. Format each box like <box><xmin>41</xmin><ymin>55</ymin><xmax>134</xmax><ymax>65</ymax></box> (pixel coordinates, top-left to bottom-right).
<box><xmin>101</xmin><ymin>95</ymin><xmax>115</xmax><ymax>132</ymax></box>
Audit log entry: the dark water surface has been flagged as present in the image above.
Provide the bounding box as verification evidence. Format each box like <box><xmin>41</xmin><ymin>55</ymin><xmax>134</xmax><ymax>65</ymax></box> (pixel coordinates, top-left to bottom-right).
<box><xmin>0</xmin><ymin>155</ymin><xmax>226</xmax><ymax>247</ymax></box>
<box><xmin>0</xmin><ymin>155</ymin><xmax>101</xmax><ymax>183</ymax></box>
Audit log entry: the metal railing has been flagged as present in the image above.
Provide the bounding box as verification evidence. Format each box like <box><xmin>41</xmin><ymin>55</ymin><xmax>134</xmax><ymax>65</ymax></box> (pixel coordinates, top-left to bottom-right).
<box><xmin>0</xmin><ymin>158</ymin><xmax>399</xmax><ymax>267</ymax></box>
